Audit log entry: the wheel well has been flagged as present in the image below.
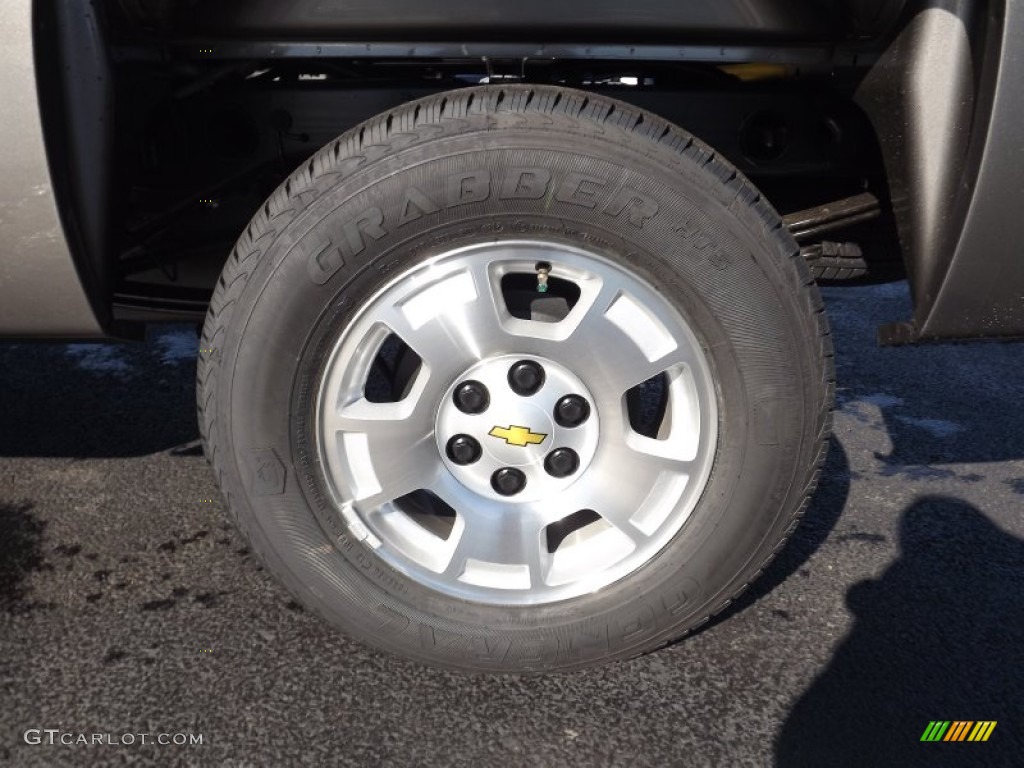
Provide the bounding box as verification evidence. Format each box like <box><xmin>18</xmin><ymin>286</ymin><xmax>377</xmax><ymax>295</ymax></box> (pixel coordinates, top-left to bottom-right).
<box><xmin>39</xmin><ymin>0</ymin><xmax>907</xmax><ymax>334</ymax></box>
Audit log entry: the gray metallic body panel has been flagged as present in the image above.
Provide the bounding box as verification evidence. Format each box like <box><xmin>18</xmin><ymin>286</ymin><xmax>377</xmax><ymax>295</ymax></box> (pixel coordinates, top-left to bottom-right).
<box><xmin>920</xmin><ymin>0</ymin><xmax>1024</xmax><ymax>338</ymax></box>
<box><xmin>855</xmin><ymin>3</ymin><xmax>976</xmax><ymax>318</ymax></box>
<box><xmin>859</xmin><ymin>0</ymin><xmax>1024</xmax><ymax>340</ymax></box>
<box><xmin>122</xmin><ymin>0</ymin><xmax>900</xmax><ymax>43</ymax></box>
<box><xmin>0</xmin><ymin>0</ymin><xmax>103</xmax><ymax>337</ymax></box>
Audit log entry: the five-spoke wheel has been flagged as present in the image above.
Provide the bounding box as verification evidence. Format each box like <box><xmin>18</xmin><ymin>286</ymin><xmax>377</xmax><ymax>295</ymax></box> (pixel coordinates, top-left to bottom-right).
<box><xmin>316</xmin><ymin>242</ymin><xmax>717</xmax><ymax>604</ymax></box>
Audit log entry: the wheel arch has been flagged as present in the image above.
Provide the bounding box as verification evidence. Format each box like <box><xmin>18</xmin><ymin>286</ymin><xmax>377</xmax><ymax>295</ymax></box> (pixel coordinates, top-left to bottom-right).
<box><xmin>857</xmin><ymin>0</ymin><xmax>1024</xmax><ymax>342</ymax></box>
<box><xmin>0</xmin><ymin>0</ymin><xmax>109</xmax><ymax>338</ymax></box>
<box><xmin>27</xmin><ymin>0</ymin><xmax>118</xmax><ymax>337</ymax></box>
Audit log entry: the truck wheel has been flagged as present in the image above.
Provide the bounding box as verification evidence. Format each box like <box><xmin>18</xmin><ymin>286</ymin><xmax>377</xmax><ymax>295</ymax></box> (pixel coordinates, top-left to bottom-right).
<box><xmin>198</xmin><ymin>85</ymin><xmax>834</xmax><ymax>672</ymax></box>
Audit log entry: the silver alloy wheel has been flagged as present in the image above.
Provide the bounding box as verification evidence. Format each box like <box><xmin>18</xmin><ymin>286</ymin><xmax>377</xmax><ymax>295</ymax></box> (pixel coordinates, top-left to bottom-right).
<box><xmin>315</xmin><ymin>241</ymin><xmax>718</xmax><ymax>606</ymax></box>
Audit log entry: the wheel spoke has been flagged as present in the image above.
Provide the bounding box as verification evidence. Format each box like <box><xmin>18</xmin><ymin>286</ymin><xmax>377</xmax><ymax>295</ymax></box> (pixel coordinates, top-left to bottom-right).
<box><xmin>326</xmin><ymin>396</ymin><xmax>439</xmax><ymax>509</ymax></box>
<box><xmin>561</xmin><ymin>283</ymin><xmax>701</xmax><ymax>396</ymax></box>
<box><xmin>380</xmin><ymin>261</ymin><xmax>510</xmax><ymax>375</ymax></box>
<box><xmin>443</xmin><ymin>504</ymin><xmax>548</xmax><ymax>590</ymax></box>
<box><xmin>558</xmin><ymin>440</ymin><xmax>694</xmax><ymax>543</ymax></box>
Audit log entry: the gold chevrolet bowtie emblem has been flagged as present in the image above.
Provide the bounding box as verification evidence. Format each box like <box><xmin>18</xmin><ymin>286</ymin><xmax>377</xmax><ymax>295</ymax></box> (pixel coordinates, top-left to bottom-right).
<box><xmin>488</xmin><ymin>425</ymin><xmax>547</xmax><ymax>447</ymax></box>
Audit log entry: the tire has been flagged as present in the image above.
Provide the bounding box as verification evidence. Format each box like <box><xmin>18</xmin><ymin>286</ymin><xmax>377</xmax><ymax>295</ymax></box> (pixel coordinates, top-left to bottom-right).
<box><xmin>803</xmin><ymin>242</ymin><xmax>869</xmax><ymax>282</ymax></box>
<box><xmin>198</xmin><ymin>84</ymin><xmax>834</xmax><ymax>672</ymax></box>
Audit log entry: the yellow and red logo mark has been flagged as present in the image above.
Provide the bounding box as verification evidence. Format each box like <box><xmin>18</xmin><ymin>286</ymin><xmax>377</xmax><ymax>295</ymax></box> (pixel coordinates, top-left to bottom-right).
<box><xmin>921</xmin><ymin>721</ymin><xmax>997</xmax><ymax>742</ymax></box>
<box><xmin>488</xmin><ymin>425</ymin><xmax>547</xmax><ymax>447</ymax></box>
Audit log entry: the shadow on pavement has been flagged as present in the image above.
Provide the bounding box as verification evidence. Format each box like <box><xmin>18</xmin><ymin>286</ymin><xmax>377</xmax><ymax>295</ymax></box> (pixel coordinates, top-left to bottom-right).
<box><xmin>0</xmin><ymin>501</ymin><xmax>47</xmax><ymax>614</ymax></box>
<box><xmin>823</xmin><ymin>282</ymin><xmax>1024</xmax><ymax>468</ymax></box>
<box><xmin>871</xmin><ymin>359</ymin><xmax>1024</xmax><ymax>470</ymax></box>
<box><xmin>0</xmin><ymin>334</ymin><xmax>199</xmax><ymax>458</ymax></box>
<box><xmin>775</xmin><ymin>495</ymin><xmax>1023</xmax><ymax>767</ymax></box>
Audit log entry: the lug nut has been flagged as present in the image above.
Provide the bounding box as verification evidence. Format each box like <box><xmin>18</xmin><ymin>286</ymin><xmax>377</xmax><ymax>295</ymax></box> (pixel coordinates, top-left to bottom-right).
<box><xmin>508</xmin><ymin>360</ymin><xmax>545</xmax><ymax>396</ymax></box>
<box><xmin>491</xmin><ymin>467</ymin><xmax>527</xmax><ymax>496</ymax></box>
<box><xmin>453</xmin><ymin>380</ymin><xmax>489</xmax><ymax>414</ymax></box>
<box><xmin>544</xmin><ymin>448</ymin><xmax>580</xmax><ymax>478</ymax></box>
<box><xmin>446</xmin><ymin>435</ymin><xmax>482</xmax><ymax>466</ymax></box>
<box><xmin>554</xmin><ymin>395</ymin><xmax>591</xmax><ymax>428</ymax></box>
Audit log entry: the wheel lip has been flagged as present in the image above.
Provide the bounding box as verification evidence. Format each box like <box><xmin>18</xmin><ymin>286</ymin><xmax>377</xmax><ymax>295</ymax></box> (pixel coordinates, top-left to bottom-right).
<box><xmin>313</xmin><ymin>239</ymin><xmax>719</xmax><ymax>607</ymax></box>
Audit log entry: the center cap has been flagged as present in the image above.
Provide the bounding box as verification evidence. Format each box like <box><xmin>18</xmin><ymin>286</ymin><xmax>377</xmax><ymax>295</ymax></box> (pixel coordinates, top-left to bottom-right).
<box><xmin>484</xmin><ymin>402</ymin><xmax>553</xmax><ymax>467</ymax></box>
<box><xmin>436</xmin><ymin>354</ymin><xmax>600</xmax><ymax>503</ymax></box>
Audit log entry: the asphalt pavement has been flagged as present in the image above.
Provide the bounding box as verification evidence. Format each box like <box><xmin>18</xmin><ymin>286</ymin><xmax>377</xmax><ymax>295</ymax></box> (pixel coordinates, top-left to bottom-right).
<box><xmin>1</xmin><ymin>280</ymin><xmax>1022</xmax><ymax>767</ymax></box>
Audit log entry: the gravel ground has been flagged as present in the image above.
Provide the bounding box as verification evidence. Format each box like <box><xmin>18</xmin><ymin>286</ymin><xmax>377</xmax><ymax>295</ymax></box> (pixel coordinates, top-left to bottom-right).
<box><xmin>0</xmin><ymin>280</ymin><xmax>1021</xmax><ymax>767</ymax></box>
